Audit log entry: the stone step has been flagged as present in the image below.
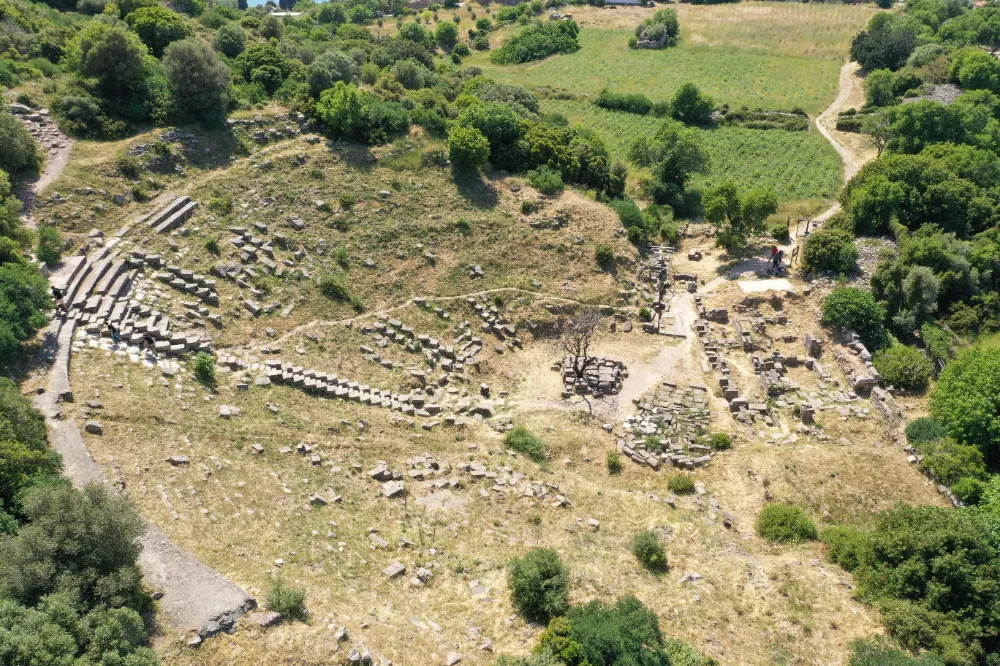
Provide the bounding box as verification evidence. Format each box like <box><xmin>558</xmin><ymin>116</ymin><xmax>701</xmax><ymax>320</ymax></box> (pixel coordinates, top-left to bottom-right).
<box><xmin>71</xmin><ymin>259</ymin><xmax>114</xmax><ymax>309</ymax></box>
<box><xmin>145</xmin><ymin>195</ymin><xmax>191</xmax><ymax>230</ymax></box>
<box><xmin>106</xmin><ymin>268</ymin><xmax>135</xmax><ymax>300</ymax></box>
<box><xmin>92</xmin><ymin>257</ymin><xmax>125</xmax><ymax>296</ymax></box>
<box><xmin>153</xmin><ymin>200</ymin><xmax>199</xmax><ymax>234</ymax></box>
<box><xmin>62</xmin><ymin>244</ymin><xmax>115</xmax><ymax>310</ymax></box>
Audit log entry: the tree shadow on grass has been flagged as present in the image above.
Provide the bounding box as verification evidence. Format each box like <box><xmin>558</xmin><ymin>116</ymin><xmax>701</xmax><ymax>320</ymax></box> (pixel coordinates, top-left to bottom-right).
<box><xmin>453</xmin><ymin>168</ymin><xmax>499</xmax><ymax>209</ymax></box>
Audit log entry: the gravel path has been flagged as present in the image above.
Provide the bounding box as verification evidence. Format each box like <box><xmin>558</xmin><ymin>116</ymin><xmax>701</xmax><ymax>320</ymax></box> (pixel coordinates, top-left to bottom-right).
<box><xmin>34</xmin><ymin>392</ymin><xmax>257</xmax><ymax>640</ymax></box>
<box><xmin>19</xmin><ymin>180</ymin><xmax>257</xmax><ymax>640</ymax></box>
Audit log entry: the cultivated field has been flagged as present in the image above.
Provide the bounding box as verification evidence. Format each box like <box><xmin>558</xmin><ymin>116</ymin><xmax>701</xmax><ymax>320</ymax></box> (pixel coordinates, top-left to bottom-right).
<box><xmin>543</xmin><ymin>100</ymin><xmax>843</xmax><ymax>204</ymax></box>
<box><xmin>469</xmin><ymin>2</ymin><xmax>880</xmax><ymax>114</ymax></box>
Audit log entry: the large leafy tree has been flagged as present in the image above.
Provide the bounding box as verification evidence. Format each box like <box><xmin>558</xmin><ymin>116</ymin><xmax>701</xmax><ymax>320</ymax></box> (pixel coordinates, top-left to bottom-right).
<box><xmin>125</xmin><ymin>6</ymin><xmax>189</xmax><ymax>57</ymax></box>
<box><xmin>702</xmin><ymin>181</ymin><xmax>778</xmax><ymax>250</ymax></box>
<box><xmin>307</xmin><ymin>50</ymin><xmax>359</xmax><ymax>98</ymax></box>
<box><xmin>162</xmin><ymin>37</ymin><xmax>231</xmax><ymax>120</ymax></box>
<box><xmin>69</xmin><ymin>19</ymin><xmax>149</xmax><ymax>97</ymax></box>
<box><xmin>0</xmin><ymin>484</ymin><xmax>146</xmax><ymax>611</ymax></box>
<box><xmin>850</xmin><ymin>13</ymin><xmax>917</xmax><ymax>71</ymax></box>
<box><xmin>627</xmin><ymin>118</ymin><xmax>708</xmax><ymax>213</ymax></box>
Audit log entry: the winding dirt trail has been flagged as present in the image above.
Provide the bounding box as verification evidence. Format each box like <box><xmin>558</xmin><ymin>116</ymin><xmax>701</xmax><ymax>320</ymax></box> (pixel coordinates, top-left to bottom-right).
<box><xmin>14</xmin><ymin>111</ymin><xmax>73</xmax><ymax>230</ymax></box>
<box><xmin>810</xmin><ymin>61</ymin><xmax>870</xmax><ymax>225</ymax></box>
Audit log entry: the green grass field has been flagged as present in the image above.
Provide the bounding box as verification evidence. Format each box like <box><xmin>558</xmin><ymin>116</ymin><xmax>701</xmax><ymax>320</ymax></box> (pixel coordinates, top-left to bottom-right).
<box><xmin>546</xmin><ymin>100</ymin><xmax>843</xmax><ymax>202</ymax></box>
<box><xmin>470</xmin><ymin>29</ymin><xmax>837</xmax><ymax>113</ymax></box>
<box><xmin>467</xmin><ymin>3</ymin><xmax>878</xmax><ymax>115</ymax></box>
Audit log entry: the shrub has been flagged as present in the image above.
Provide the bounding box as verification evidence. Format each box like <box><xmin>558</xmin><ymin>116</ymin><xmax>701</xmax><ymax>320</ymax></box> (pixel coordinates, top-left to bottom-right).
<box><xmin>606</xmin><ymin>450</ymin><xmax>622</xmax><ymax>475</ymax></box>
<box><xmin>873</xmin><ymin>344</ymin><xmax>933</xmax><ymax>391</ymax></box>
<box><xmin>769</xmin><ymin>221</ymin><xmax>790</xmax><ymax>244</ymax></box>
<box><xmin>205</xmin><ymin>236</ymin><xmax>220</xmax><ymax>255</ymax></box>
<box><xmin>919</xmin><ymin>322</ymin><xmax>954</xmax><ymax>367</ymax></box>
<box><xmin>847</xmin><ymin>637</ymin><xmax>944</xmax><ymax>666</ymax></box>
<box><xmin>611</xmin><ymin>197</ymin><xmax>643</xmax><ymax>229</ymax></box>
<box><xmin>0</xmin><ymin>381</ymin><xmax>60</xmax><ymax>512</ymax></box>
<box><xmin>952</xmin><ymin>477</ymin><xmax>986</xmax><ymax>505</ymax></box>
<box><xmin>0</xmin><ymin>262</ymin><xmax>53</xmax><ymax>364</ymax></box>
<box><xmin>527</xmin><ymin>165</ymin><xmax>563</xmax><ymax>195</ymax></box>
<box><xmin>631</xmin><ymin>530</ymin><xmax>668</xmax><ymax>572</ymax></box>
<box><xmin>448</xmin><ymin>124</ymin><xmax>490</xmax><ymax>169</ymax></box>
<box><xmin>821</xmin><ymin>287</ymin><xmax>889</xmax><ymax>351</ymax></box>
<box><xmin>318</xmin><ymin>274</ymin><xmax>363</xmax><ymax>312</ymax></box>
<box><xmin>708</xmin><ymin>433</ymin><xmax>732</xmax><ymax>451</ymax></box>
<box><xmin>913</xmin><ymin>437</ymin><xmax>986</xmax><ymax>486</ymax></box>
<box><xmin>905</xmin><ymin>417</ymin><xmax>948</xmax><ymax>445</ymax></box>
<box><xmin>36</xmin><ymin>227</ymin><xmax>62</xmax><ymax>267</ymax></box>
<box><xmin>930</xmin><ymin>347</ymin><xmax>1000</xmax><ymax>459</ymax></box>
<box><xmin>504</xmin><ymin>425</ymin><xmax>546</xmax><ymax>463</ymax></box>
<box><xmin>821</xmin><ymin>525</ymin><xmax>868</xmax><ymax>572</ymax></box>
<box><xmin>116</xmin><ymin>155</ymin><xmax>143</xmax><ymax>180</ymax></box>
<box><xmin>594</xmin><ymin>89</ymin><xmax>653</xmax><ymax>115</ymax></box>
<box><xmin>594</xmin><ymin>244</ymin><xmax>614</xmax><ymax>270</ymax></box>
<box><xmin>490</xmin><ymin>20</ymin><xmax>580</xmax><ymax>64</ymax></box>
<box><xmin>667</xmin><ymin>474</ymin><xmax>695</xmax><ymax>495</ymax></box>
<box><xmin>671</xmin><ymin>82</ymin><xmax>714</xmax><ymax>125</ymax></box>
<box><xmin>563</xmin><ymin>596</ymin><xmax>674</xmax><ymax>665</ymax></box>
<box><xmin>802</xmin><ymin>226</ymin><xmax>858</xmax><ymax>274</ymax></box>
<box><xmin>265</xmin><ymin>578</ymin><xmax>307</xmax><ymax>621</ymax></box>
<box><xmin>0</xmin><ymin>377</ymin><xmax>48</xmax><ymax>452</ymax></box>
<box><xmin>0</xmin><ymin>111</ymin><xmax>40</xmax><ymax>175</ymax></box>
<box><xmin>756</xmin><ymin>503</ymin><xmax>817</xmax><ymax>543</ymax></box>
<box><xmin>191</xmin><ymin>352</ymin><xmax>215</xmax><ymax>385</ymax></box>
<box><xmin>507</xmin><ymin>548</ymin><xmax>568</xmax><ymax>622</ymax></box>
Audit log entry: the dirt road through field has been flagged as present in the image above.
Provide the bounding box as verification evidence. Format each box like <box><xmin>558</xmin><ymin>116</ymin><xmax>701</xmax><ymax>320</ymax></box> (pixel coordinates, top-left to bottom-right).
<box><xmin>811</xmin><ymin>61</ymin><xmax>871</xmax><ymax>224</ymax></box>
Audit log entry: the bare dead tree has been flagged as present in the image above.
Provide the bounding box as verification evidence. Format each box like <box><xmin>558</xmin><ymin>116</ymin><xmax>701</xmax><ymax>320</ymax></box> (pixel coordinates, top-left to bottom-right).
<box><xmin>560</xmin><ymin>309</ymin><xmax>602</xmax><ymax>381</ymax></box>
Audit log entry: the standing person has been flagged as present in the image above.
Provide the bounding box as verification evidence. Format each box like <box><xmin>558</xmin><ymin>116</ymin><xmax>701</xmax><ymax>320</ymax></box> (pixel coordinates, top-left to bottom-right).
<box><xmin>107</xmin><ymin>323</ymin><xmax>120</xmax><ymax>346</ymax></box>
<box><xmin>775</xmin><ymin>249</ymin><xmax>785</xmax><ymax>274</ymax></box>
<box><xmin>142</xmin><ymin>332</ymin><xmax>155</xmax><ymax>352</ymax></box>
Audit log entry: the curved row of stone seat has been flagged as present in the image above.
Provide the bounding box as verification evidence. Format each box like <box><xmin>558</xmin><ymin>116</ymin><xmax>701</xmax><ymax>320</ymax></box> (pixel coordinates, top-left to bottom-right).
<box><xmin>217</xmin><ymin>356</ymin><xmax>496</xmax><ymax>422</ymax></box>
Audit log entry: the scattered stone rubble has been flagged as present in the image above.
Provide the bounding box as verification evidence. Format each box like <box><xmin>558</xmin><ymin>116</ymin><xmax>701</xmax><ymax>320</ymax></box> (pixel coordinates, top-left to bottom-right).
<box><xmin>367</xmin><ymin>454</ymin><xmax>571</xmax><ymax>506</ymax></box>
<box><xmin>617</xmin><ymin>383</ymin><xmax>714</xmax><ymax>470</ymax></box>
<box><xmin>557</xmin><ymin>356</ymin><xmax>626</xmax><ymax>397</ymax></box>
<box><xmin>833</xmin><ymin>329</ymin><xmax>880</xmax><ymax>393</ymax></box>
<box><xmin>10</xmin><ymin>103</ymin><xmax>67</xmax><ymax>168</ymax></box>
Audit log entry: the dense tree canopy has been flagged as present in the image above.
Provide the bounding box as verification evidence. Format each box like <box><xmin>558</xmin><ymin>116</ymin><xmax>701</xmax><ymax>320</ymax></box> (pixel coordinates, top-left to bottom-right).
<box><xmin>850</xmin><ymin>13</ymin><xmax>918</xmax><ymax>71</ymax></box>
<box><xmin>163</xmin><ymin>38</ymin><xmax>230</xmax><ymax>120</ymax></box>
<box><xmin>125</xmin><ymin>6</ymin><xmax>189</xmax><ymax>57</ymax></box>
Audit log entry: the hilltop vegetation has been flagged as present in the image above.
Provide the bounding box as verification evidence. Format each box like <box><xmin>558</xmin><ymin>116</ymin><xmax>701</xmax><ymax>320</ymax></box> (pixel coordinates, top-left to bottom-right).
<box><xmin>2</xmin><ymin>1</ymin><xmax>965</xmax><ymax>666</ymax></box>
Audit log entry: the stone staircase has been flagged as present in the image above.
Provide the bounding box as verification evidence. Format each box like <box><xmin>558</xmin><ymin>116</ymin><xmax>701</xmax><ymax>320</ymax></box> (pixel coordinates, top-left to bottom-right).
<box><xmin>145</xmin><ymin>195</ymin><xmax>199</xmax><ymax>234</ymax></box>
